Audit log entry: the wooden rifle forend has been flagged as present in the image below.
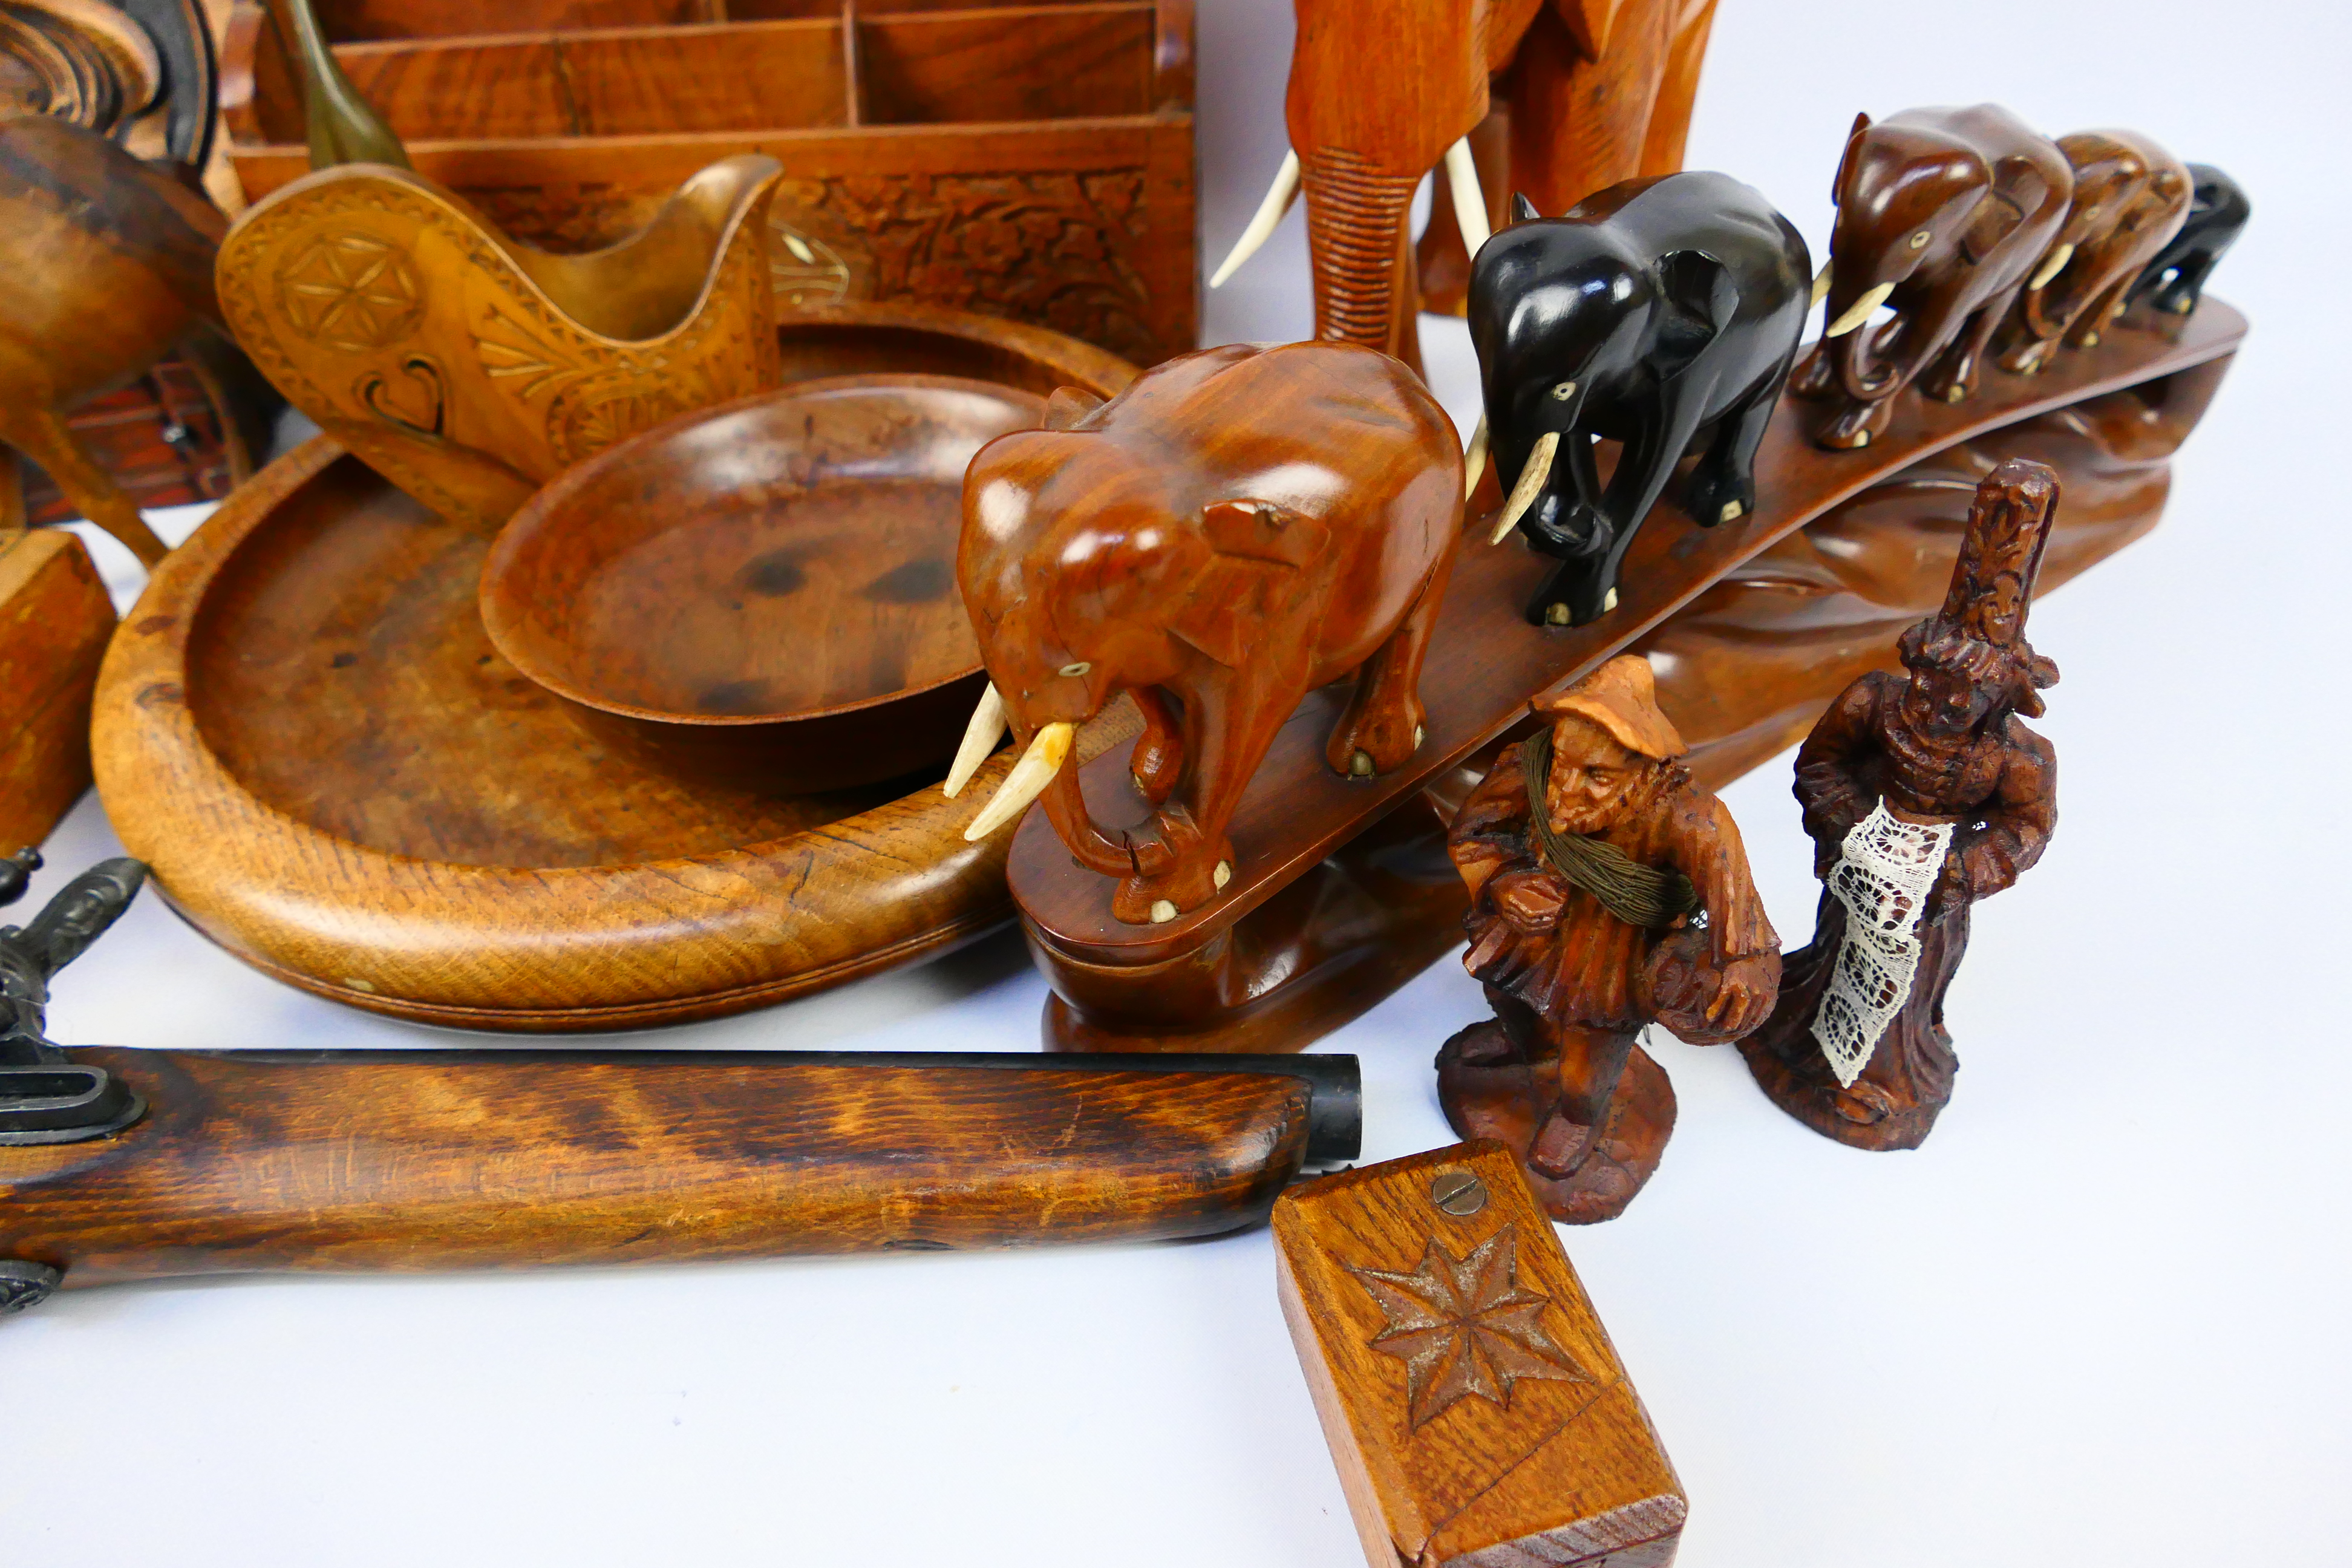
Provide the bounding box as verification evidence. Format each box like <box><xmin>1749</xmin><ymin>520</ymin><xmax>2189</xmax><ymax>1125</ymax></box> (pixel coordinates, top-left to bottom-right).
<box><xmin>0</xmin><ymin>1050</ymin><xmax>1360</xmax><ymax>1302</ymax></box>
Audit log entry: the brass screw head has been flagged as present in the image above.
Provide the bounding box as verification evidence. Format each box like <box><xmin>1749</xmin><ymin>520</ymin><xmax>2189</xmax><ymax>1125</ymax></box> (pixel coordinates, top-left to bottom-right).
<box><xmin>1429</xmin><ymin>1170</ymin><xmax>1488</xmax><ymax>1217</ymax></box>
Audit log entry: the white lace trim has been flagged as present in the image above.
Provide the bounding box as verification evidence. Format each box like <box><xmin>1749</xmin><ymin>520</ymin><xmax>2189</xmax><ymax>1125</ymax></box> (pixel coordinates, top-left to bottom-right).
<box><xmin>1811</xmin><ymin>804</ymin><xmax>1953</xmax><ymax>1088</ymax></box>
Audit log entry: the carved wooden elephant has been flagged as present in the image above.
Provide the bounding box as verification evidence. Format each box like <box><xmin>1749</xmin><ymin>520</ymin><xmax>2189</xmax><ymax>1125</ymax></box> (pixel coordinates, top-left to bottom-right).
<box><xmin>1996</xmin><ymin>129</ymin><xmax>2191</xmax><ymax>374</ymax></box>
<box><xmin>2126</xmin><ymin>163</ymin><xmax>2248</xmax><ymax>318</ymax></box>
<box><xmin>1794</xmin><ymin>105</ymin><xmax>2074</xmax><ymax>449</ymax></box>
<box><xmin>948</xmin><ymin>342</ymin><xmax>1464</xmax><ymax>926</ymax></box>
<box><xmin>1211</xmin><ymin>0</ymin><xmax>1716</xmax><ymax>371</ymax></box>
<box><xmin>1471</xmin><ymin>171</ymin><xmax>1812</xmax><ymax>627</ymax></box>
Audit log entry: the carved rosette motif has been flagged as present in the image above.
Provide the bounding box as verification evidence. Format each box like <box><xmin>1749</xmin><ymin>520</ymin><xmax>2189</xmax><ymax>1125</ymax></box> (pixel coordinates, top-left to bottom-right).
<box><xmin>218</xmin><ymin>174</ymin><xmax>782</xmax><ymax>528</ymax></box>
<box><xmin>1350</xmin><ymin>1229</ymin><xmax>1591</xmax><ymax>1429</ymax></box>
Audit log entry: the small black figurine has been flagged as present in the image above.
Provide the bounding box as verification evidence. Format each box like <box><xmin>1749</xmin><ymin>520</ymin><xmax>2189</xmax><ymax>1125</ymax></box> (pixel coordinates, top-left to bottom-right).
<box><xmin>2126</xmin><ymin>163</ymin><xmax>2249</xmax><ymax>318</ymax></box>
<box><xmin>1466</xmin><ymin>170</ymin><xmax>1812</xmax><ymax>628</ymax></box>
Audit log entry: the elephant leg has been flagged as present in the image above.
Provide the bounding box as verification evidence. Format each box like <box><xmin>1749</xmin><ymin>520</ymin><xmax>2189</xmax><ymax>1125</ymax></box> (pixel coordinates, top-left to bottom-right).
<box><xmin>1116</xmin><ymin>671</ymin><xmax>1294</xmax><ymax>923</ymax></box>
<box><xmin>2068</xmin><ymin>277</ymin><xmax>2132</xmax><ymax>348</ymax></box>
<box><xmin>1924</xmin><ymin>287</ymin><xmax>2017</xmax><ymax>402</ymax></box>
<box><xmin>1324</xmin><ymin>546</ymin><xmax>1458</xmax><ymax>777</ymax></box>
<box><xmin>1637</xmin><ymin>0</ymin><xmax>1718</xmax><ymax>178</ymax></box>
<box><xmin>1301</xmin><ymin>148</ymin><xmax>1423</xmax><ymax>361</ymax></box>
<box><xmin>1508</xmin><ymin>2</ymin><xmax>1670</xmax><ymax>215</ymax></box>
<box><xmin>1684</xmin><ymin>367</ymin><xmax>1788</xmax><ymax>526</ymax></box>
<box><xmin>1789</xmin><ymin>341</ymin><xmax>1837</xmax><ymax>400</ymax></box>
<box><xmin>2152</xmin><ymin>249</ymin><xmax>2218</xmax><ymax>315</ymax></box>
<box><xmin>1533</xmin><ymin>399</ymin><xmax>1700</xmax><ymax>626</ymax></box>
<box><xmin>0</xmin><ymin>404</ymin><xmax>168</xmax><ymax>567</ymax></box>
<box><xmin>1128</xmin><ymin>685</ymin><xmax>1184</xmax><ymax>806</ymax></box>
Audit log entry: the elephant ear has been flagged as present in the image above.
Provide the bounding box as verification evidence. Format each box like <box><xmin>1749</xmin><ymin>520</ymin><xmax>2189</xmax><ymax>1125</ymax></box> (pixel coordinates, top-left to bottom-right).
<box><xmin>1961</xmin><ymin>155</ymin><xmax>2053</xmax><ymax>266</ymax></box>
<box><xmin>1832</xmin><ymin>111</ymin><xmax>1872</xmax><ymax>205</ymax></box>
<box><xmin>1042</xmin><ymin>386</ymin><xmax>1107</xmax><ymax>430</ymax></box>
<box><xmin>1958</xmin><ymin>186</ymin><xmax>2030</xmax><ymax>267</ymax></box>
<box><xmin>1650</xmin><ymin>250</ymin><xmax>1734</xmax><ymax>381</ymax></box>
<box><xmin>1167</xmin><ymin>500</ymin><xmax>1331</xmax><ymax>667</ymax></box>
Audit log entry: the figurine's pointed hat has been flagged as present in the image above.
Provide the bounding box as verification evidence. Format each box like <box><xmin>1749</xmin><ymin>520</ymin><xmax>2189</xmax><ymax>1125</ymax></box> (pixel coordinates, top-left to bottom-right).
<box><xmin>1899</xmin><ymin>458</ymin><xmax>2063</xmax><ymax>716</ymax></box>
<box><xmin>1533</xmin><ymin>655</ymin><xmax>1687</xmax><ymax>760</ymax></box>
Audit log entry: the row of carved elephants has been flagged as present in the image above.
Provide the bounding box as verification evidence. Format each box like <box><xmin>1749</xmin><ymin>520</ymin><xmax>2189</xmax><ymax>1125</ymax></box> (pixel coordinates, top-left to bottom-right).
<box><xmin>1443</xmin><ymin>111</ymin><xmax>2243</xmax><ymax>627</ymax></box>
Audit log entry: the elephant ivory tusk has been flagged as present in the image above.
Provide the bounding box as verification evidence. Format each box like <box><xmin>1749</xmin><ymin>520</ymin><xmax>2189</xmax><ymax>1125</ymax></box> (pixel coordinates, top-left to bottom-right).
<box><xmin>962</xmin><ymin>722</ymin><xmax>1074</xmax><ymax>842</ymax></box>
<box><xmin>1824</xmin><ymin>281</ymin><xmax>1894</xmax><ymax>338</ymax></box>
<box><xmin>1442</xmin><ymin>137</ymin><xmax>1491</xmax><ymax>253</ymax></box>
<box><xmin>1208</xmin><ymin>149</ymin><xmax>1302</xmax><ymax>289</ymax></box>
<box><xmin>1811</xmin><ymin>261</ymin><xmax>1832</xmax><ymax>307</ymax></box>
<box><xmin>942</xmin><ymin>682</ymin><xmax>1010</xmax><ymax>799</ymax></box>
<box><xmin>1489</xmin><ymin>431</ymin><xmax>1558</xmax><ymax>544</ymax></box>
<box><xmin>1463</xmin><ymin>414</ymin><xmax>1489</xmax><ymax>500</ymax></box>
<box><xmin>2028</xmin><ymin>240</ymin><xmax>2074</xmax><ymax>292</ymax></box>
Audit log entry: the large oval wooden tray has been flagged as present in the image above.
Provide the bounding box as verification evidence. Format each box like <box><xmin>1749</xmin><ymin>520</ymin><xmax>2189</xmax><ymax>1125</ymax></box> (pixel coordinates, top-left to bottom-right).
<box><xmin>94</xmin><ymin>307</ymin><xmax>1135</xmax><ymax>1031</ymax></box>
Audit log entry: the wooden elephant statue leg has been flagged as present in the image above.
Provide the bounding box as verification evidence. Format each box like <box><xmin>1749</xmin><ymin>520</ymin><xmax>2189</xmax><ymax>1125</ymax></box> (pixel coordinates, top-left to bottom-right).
<box><xmin>1325</xmin><ymin>550</ymin><xmax>1455</xmax><ymax>776</ymax></box>
<box><xmin>1638</xmin><ymin>0</ymin><xmax>1720</xmax><ymax>177</ymax></box>
<box><xmin>1921</xmin><ymin>289</ymin><xmax>2021</xmax><ymax>405</ymax></box>
<box><xmin>1128</xmin><ymin>686</ymin><xmax>1184</xmax><ymax>805</ymax></box>
<box><xmin>1504</xmin><ymin>2</ymin><xmax>1672</xmax><ymax>218</ymax></box>
<box><xmin>0</xmin><ymin>403</ymin><xmax>168</xmax><ymax>567</ymax></box>
<box><xmin>1683</xmin><ymin>365</ymin><xmax>1789</xmax><ymax>526</ymax></box>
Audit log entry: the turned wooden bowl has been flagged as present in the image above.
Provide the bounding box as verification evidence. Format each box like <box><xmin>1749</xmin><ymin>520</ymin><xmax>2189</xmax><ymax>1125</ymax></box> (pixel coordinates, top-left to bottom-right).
<box><xmin>482</xmin><ymin>374</ymin><xmax>1045</xmax><ymax>795</ymax></box>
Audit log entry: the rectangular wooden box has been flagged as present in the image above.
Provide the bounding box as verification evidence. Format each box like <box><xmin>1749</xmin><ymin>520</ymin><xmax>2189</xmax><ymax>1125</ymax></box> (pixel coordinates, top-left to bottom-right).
<box><xmin>1273</xmin><ymin>1142</ymin><xmax>1686</xmax><ymax>1568</ymax></box>
<box><xmin>218</xmin><ymin>0</ymin><xmax>1198</xmax><ymax>365</ymax></box>
<box><xmin>0</xmin><ymin>531</ymin><xmax>117</xmax><ymax>851</ymax></box>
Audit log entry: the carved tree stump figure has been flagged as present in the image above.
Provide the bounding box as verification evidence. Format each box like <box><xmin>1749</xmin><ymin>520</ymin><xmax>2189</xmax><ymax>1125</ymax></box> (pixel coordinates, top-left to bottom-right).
<box><xmin>1437</xmin><ymin>655</ymin><xmax>1779</xmax><ymax>1224</ymax></box>
<box><xmin>1737</xmin><ymin>459</ymin><xmax>2063</xmax><ymax>1150</ymax></box>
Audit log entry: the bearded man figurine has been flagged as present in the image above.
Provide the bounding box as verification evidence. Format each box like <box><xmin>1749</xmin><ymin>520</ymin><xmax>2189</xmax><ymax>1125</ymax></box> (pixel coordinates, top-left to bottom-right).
<box><xmin>1738</xmin><ymin>458</ymin><xmax>2062</xmax><ymax>1150</ymax></box>
<box><xmin>1439</xmin><ymin>654</ymin><xmax>1780</xmax><ymax>1224</ymax></box>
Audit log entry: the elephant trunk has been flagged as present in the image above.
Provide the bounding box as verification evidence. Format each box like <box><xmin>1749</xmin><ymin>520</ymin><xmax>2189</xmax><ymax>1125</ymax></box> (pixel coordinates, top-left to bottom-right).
<box><xmin>1300</xmin><ymin>148</ymin><xmax>1423</xmax><ymax>355</ymax></box>
<box><xmin>1035</xmin><ymin>728</ymin><xmax>1135</xmax><ymax>878</ymax></box>
<box><xmin>1822</xmin><ymin>259</ymin><xmax>1911</xmax><ymax>403</ymax></box>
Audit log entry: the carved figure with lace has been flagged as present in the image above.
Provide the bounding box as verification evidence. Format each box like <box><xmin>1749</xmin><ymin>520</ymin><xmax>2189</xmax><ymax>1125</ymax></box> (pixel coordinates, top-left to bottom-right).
<box><xmin>1436</xmin><ymin>655</ymin><xmax>1779</xmax><ymax>1223</ymax></box>
<box><xmin>1737</xmin><ymin>459</ymin><xmax>2062</xmax><ymax>1150</ymax></box>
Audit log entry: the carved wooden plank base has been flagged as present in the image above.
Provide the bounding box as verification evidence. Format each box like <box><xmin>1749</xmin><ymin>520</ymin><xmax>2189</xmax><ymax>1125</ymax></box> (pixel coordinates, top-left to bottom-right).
<box><xmin>1275</xmin><ymin>1141</ymin><xmax>1685</xmax><ymax>1568</ymax></box>
<box><xmin>1024</xmin><ymin>303</ymin><xmax>2243</xmax><ymax>1053</ymax></box>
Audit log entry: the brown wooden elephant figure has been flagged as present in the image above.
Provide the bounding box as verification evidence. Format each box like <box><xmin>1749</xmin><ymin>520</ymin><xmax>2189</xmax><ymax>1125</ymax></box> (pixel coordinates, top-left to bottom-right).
<box><xmin>947</xmin><ymin>342</ymin><xmax>1465</xmax><ymax>926</ymax></box>
<box><xmin>1209</xmin><ymin>0</ymin><xmax>1717</xmax><ymax>371</ymax></box>
<box><xmin>1995</xmin><ymin>129</ymin><xmax>2191</xmax><ymax>374</ymax></box>
<box><xmin>1794</xmin><ymin>105</ymin><xmax>2074</xmax><ymax>450</ymax></box>
<box><xmin>0</xmin><ymin>114</ymin><xmax>228</xmax><ymax>567</ymax></box>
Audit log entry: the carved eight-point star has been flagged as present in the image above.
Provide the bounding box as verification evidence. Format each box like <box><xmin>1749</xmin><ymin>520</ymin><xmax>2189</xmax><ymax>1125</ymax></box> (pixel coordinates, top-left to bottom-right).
<box><xmin>1349</xmin><ymin>1230</ymin><xmax>1590</xmax><ymax>1429</ymax></box>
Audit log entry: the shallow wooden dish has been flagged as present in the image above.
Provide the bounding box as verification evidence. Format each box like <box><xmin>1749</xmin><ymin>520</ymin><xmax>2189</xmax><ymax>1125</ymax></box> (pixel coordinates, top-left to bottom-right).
<box><xmin>483</xmin><ymin>374</ymin><xmax>1044</xmax><ymax>795</ymax></box>
<box><xmin>94</xmin><ymin>307</ymin><xmax>1134</xmax><ymax>1031</ymax></box>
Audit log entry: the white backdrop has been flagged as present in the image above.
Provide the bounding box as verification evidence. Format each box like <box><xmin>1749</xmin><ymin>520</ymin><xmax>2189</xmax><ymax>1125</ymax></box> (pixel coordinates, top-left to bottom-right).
<box><xmin>9</xmin><ymin>3</ymin><xmax>2348</xmax><ymax>1563</ymax></box>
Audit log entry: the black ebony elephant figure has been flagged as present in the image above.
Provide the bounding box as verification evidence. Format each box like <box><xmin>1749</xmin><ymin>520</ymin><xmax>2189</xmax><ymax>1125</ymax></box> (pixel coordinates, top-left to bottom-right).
<box><xmin>1468</xmin><ymin>171</ymin><xmax>1812</xmax><ymax>627</ymax></box>
<box><xmin>2126</xmin><ymin>163</ymin><xmax>2249</xmax><ymax>317</ymax></box>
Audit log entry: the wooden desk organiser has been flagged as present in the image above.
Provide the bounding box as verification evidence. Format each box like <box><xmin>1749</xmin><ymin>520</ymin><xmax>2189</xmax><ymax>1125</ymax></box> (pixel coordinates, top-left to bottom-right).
<box><xmin>1015</xmin><ymin>302</ymin><xmax>2245</xmax><ymax>1053</ymax></box>
<box><xmin>1275</xmin><ymin>1140</ymin><xmax>1685</xmax><ymax>1568</ymax></box>
<box><xmin>217</xmin><ymin>0</ymin><xmax>1198</xmax><ymax>365</ymax></box>
<box><xmin>92</xmin><ymin>304</ymin><xmax>1136</xmax><ymax>1030</ymax></box>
